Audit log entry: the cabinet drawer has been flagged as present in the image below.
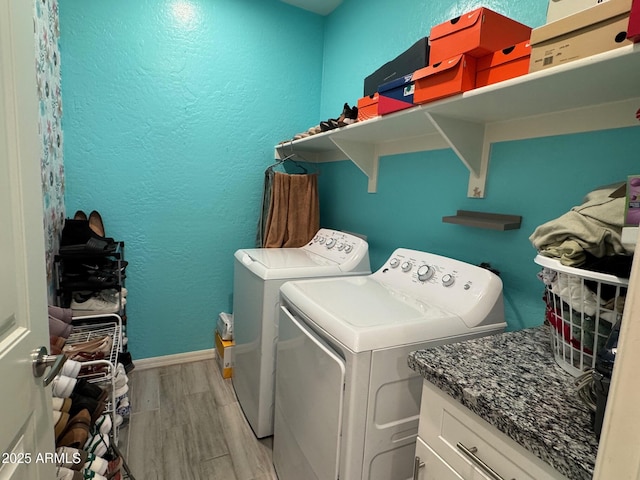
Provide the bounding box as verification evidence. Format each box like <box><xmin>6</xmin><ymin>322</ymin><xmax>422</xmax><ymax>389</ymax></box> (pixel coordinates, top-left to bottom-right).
<box><xmin>419</xmin><ymin>382</ymin><xmax>566</xmax><ymax>480</ymax></box>
<box><xmin>440</xmin><ymin>408</ymin><xmax>534</xmax><ymax>480</ymax></box>
<box><xmin>415</xmin><ymin>437</ymin><xmax>463</xmax><ymax>480</ymax></box>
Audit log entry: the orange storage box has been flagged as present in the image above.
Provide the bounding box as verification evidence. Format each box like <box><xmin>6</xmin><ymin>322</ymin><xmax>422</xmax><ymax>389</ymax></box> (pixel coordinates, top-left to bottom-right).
<box><xmin>413</xmin><ymin>54</ymin><xmax>477</xmax><ymax>105</ymax></box>
<box><xmin>357</xmin><ymin>93</ymin><xmax>379</xmax><ymax>121</ymax></box>
<box><xmin>475</xmin><ymin>40</ymin><xmax>531</xmax><ymax>88</ymax></box>
<box><xmin>429</xmin><ymin>7</ymin><xmax>532</xmax><ymax>64</ymax></box>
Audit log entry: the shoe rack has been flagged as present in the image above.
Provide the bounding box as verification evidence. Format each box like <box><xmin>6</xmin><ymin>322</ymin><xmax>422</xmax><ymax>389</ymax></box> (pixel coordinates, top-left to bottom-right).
<box><xmin>54</xmin><ymin>241</ymin><xmax>126</xmax><ymax>312</ymax></box>
<box><xmin>64</xmin><ymin>314</ymin><xmax>136</xmax><ymax>479</ymax></box>
<box><xmin>64</xmin><ymin>317</ymin><xmax>122</xmax><ymax>441</ymax></box>
<box><xmin>54</xmin><ymin>241</ymin><xmax>135</xmax><ymax>478</ymax></box>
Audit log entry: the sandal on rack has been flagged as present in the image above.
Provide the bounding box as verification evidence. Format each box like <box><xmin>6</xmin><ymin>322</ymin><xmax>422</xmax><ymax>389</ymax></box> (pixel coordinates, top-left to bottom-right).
<box><xmin>63</xmin><ymin>336</ymin><xmax>112</xmax><ymax>358</ymax></box>
<box><xmin>106</xmin><ymin>456</ymin><xmax>123</xmax><ymax>480</ymax></box>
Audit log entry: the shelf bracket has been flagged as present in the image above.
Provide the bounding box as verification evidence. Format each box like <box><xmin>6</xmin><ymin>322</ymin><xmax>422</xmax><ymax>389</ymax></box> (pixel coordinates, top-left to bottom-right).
<box><xmin>330</xmin><ymin>138</ymin><xmax>379</xmax><ymax>193</ymax></box>
<box><xmin>426</xmin><ymin>112</ymin><xmax>488</xmax><ymax>198</ymax></box>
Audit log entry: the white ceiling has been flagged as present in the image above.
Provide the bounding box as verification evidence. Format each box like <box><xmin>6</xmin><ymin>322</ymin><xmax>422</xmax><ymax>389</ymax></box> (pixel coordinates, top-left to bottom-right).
<box><xmin>279</xmin><ymin>0</ymin><xmax>343</xmax><ymax>16</ymax></box>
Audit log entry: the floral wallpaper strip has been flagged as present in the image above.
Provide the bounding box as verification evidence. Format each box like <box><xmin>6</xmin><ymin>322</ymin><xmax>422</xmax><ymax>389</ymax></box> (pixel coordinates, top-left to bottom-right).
<box><xmin>35</xmin><ymin>0</ymin><xmax>65</xmax><ymax>299</ymax></box>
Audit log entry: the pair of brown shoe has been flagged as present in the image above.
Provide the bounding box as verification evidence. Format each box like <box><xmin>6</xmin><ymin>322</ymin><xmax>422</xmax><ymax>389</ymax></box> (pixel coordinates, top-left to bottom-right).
<box><xmin>74</xmin><ymin>210</ymin><xmax>106</xmax><ymax>237</ymax></box>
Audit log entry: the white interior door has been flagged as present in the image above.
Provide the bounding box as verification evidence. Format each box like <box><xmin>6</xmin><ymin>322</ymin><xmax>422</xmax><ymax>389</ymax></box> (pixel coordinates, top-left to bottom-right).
<box><xmin>0</xmin><ymin>0</ymin><xmax>56</xmax><ymax>478</ymax></box>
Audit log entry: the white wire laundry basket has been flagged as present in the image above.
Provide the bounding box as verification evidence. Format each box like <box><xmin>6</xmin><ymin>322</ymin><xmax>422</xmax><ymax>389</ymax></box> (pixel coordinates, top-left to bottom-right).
<box><xmin>535</xmin><ymin>255</ymin><xmax>629</xmax><ymax>377</ymax></box>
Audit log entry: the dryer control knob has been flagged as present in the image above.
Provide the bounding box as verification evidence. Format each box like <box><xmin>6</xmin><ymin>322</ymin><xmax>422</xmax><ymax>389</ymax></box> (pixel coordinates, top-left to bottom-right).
<box><xmin>336</xmin><ymin>243</ymin><xmax>345</xmax><ymax>251</ymax></box>
<box><xmin>326</xmin><ymin>238</ymin><xmax>336</xmax><ymax>249</ymax></box>
<box><xmin>417</xmin><ymin>265</ymin><xmax>434</xmax><ymax>282</ymax></box>
<box><xmin>389</xmin><ymin>258</ymin><xmax>400</xmax><ymax>268</ymax></box>
<box><xmin>318</xmin><ymin>236</ymin><xmax>325</xmax><ymax>244</ymax></box>
<box><xmin>401</xmin><ymin>261</ymin><xmax>413</xmax><ymax>272</ymax></box>
<box><xmin>442</xmin><ymin>274</ymin><xmax>455</xmax><ymax>287</ymax></box>
<box><xmin>344</xmin><ymin>244</ymin><xmax>353</xmax><ymax>253</ymax></box>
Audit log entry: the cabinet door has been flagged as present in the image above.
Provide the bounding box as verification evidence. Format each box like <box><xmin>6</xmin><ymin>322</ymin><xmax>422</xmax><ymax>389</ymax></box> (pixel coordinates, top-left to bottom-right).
<box><xmin>415</xmin><ymin>437</ymin><xmax>463</xmax><ymax>480</ymax></box>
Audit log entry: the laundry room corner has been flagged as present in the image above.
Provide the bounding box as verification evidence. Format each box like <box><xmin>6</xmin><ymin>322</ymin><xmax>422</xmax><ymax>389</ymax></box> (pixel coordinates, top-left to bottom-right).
<box><xmin>58</xmin><ymin>0</ymin><xmax>325</xmax><ymax>359</ymax></box>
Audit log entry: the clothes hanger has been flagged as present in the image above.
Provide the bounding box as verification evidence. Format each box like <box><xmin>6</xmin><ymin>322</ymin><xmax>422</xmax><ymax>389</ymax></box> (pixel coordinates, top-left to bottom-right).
<box><xmin>266</xmin><ymin>153</ymin><xmax>311</xmax><ymax>174</ymax></box>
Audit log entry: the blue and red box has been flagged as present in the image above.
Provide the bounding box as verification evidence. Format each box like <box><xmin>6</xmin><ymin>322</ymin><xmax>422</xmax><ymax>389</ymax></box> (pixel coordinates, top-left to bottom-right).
<box><xmin>377</xmin><ymin>74</ymin><xmax>416</xmax><ymax>115</ymax></box>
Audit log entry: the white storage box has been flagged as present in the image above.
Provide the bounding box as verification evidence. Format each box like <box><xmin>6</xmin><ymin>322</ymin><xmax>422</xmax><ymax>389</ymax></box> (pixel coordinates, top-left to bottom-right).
<box><xmin>547</xmin><ymin>0</ymin><xmax>610</xmax><ymax>22</ymax></box>
<box><xmin>535</xmin><ymin>255</ymin><xmax>628</xmax><ymax>376</ymax></box>
<box><xmin>217</xmin><ymin>311</ymin><xmax>234</xmax><ymax>341</ymax></box>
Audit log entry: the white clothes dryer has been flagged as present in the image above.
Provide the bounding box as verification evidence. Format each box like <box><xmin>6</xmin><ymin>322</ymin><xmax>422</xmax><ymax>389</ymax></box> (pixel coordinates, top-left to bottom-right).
<box><xmin>273</xmin><ymin>248</ymin><xmax>506</xmax><ymax>480</ymax></box>
<box><xmin>232</xmin><ymin>228</ymin><xmax>370</xmax><ymax>438</ymax></box>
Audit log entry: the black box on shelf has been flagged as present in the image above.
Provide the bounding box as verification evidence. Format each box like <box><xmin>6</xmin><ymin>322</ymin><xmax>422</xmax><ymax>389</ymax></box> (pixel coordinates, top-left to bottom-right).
<box><xmin>363</xmin><ymin>37</ymin><xmax>430</xmax><ymax>97</ymax></box>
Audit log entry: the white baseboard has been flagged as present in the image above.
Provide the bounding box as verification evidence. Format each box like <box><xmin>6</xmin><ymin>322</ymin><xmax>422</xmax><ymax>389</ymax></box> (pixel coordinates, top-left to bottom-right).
<box><xmin>133</xmin><ymin>348</ymin><xmax>216</xmax><ymax>371</ymax></box>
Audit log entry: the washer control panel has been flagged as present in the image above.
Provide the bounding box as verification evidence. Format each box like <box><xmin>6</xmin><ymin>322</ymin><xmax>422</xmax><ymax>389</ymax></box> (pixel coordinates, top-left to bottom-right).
<box><xmin>385</xmin><ymin>251</ymin><xmax>459</xmax><ymax>288</ymax></box>
<box><xmin>303</xmin><ymin>228</ymin><xmax>370</xmax><ymax>269</ymax></box>
<box><xmin>374</xmin><ymin>248</ymin><xmax>503</xmax><ymax>323</ymax></box>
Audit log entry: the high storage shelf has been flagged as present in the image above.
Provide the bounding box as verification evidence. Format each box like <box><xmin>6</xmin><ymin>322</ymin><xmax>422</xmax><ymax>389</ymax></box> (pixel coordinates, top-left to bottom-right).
<box><xmin>275</xmin><ymin>44</ymin><xmax>640</xmax><ymax>197</ymax></box>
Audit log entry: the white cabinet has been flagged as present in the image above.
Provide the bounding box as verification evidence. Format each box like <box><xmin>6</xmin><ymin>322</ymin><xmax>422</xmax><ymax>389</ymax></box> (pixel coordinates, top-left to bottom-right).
<box><xmin>414</xmin><ymin>381</ymin><xmax>567</xmax><ymax>480</ymax></box>
<box><xmin>414</xmin><ymin>437</ymin><xmax>464</xmax><ymax>480</ymax></box>
<box><xmin>275</xmin><ymin>45</ymin><xmax>640</xmax><ymax>197</ymax></box>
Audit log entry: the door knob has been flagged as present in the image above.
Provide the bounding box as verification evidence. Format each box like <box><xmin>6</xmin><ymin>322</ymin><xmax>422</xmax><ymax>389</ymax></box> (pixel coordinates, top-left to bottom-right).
<box><xmin>32</xmin><ymin>346</ymin><xmax>67</xmax><ymax>387</ymax></box>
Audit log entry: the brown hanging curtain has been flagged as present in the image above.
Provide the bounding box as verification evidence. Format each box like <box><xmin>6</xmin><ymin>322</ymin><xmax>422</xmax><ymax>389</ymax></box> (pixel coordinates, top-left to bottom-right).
<box><xmin>259</xmin><ymin>170</ymin><xmax>319</xmax><ymax>248</ymax></box>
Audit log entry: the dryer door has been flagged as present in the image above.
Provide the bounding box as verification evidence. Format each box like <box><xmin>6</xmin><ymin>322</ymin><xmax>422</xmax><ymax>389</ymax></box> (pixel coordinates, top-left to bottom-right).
<box><xmin>274</xmin><ymin>306</ymin><xmax>346</xmax><ymax>480</ymax></box>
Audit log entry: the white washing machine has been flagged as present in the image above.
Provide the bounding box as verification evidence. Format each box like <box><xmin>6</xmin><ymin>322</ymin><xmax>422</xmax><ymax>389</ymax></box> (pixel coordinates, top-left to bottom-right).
<box><xmin>232</xmin><ymin>228</ymin><xmax>370</xmax><ymax>438</ymax></box>
<box><xmin>273</xmin><ymin>248</ymin><xmax>506</xmax><ymax>480</ymax></box>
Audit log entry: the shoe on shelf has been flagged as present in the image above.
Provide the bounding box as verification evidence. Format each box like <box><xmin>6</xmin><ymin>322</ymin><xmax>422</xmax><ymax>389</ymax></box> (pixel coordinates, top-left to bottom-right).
<box><xmin>88</xmin><ymin>211</ymin><xmax>106</xmax><ymax>237</ymax></box>
<box><xmin>70</xmin><ymin>296</ymin><xmax>124</xmax><ymax>316</ymax></box>
<box><xmin>84</xmin><ymin>431</ymin><xmax>110</xmax><ymax>458</ymax></box>
<box><xmin>335</xmin><ymin>102</ymin><xmax>359</xmax><ymax>127</ymax></box>
<box><xmin>60</xmin><ymin>216</ymin><xmax>118</xmax><ymax>255</ymax></box>
<box><xmin>57</xmin><ymin>409</ymin><xmax>91</xmax><ymax>450</ymax></box>
<box><xmin>63</xmin><ymin>335</ymin><xmax>113</xmax><ymax>359</ymax></box>
<box><xmin>52</xmin><ymin>375</ymin><xmax>77</xmax><ymax>398</ymax></box>
<box><xmin>91</xmin><ymin>288</ymin><xmax>127</xmax><ymax>304</ymax></box>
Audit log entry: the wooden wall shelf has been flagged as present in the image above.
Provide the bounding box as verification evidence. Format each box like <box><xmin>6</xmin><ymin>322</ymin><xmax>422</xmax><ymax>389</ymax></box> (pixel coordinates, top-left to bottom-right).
<box><xmin>442</xmin><ymin>210</ymin><xmax>522</xmax><ymax>230</ymax></box>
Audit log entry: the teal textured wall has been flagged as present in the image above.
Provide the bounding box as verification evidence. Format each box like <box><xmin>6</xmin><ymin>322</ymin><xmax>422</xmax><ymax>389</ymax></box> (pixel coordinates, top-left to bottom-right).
<box><xmin>59</xmin><ymin>0</ymin><xmax>324</xmax><ymax>359</ymax></box>
<box><xmin>318</xmin><ymin>0</ymin><xmax>640</xmax><ymax>330</ymax></box>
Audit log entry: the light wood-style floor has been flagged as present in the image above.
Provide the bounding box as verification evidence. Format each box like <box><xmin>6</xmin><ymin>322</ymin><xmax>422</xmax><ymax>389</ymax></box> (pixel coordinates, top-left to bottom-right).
<box><xmin>117</xmin><ymin>358</ymin><xmax>278</xmax><ymax>480</ymax></box>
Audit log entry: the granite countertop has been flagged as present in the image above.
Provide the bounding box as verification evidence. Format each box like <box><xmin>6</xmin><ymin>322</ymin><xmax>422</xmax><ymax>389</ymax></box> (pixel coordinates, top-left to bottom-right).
<box><xmin>407</xmin><ymin>325</ymin><xmax>599</xmax><ymax>480</ymax></box>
